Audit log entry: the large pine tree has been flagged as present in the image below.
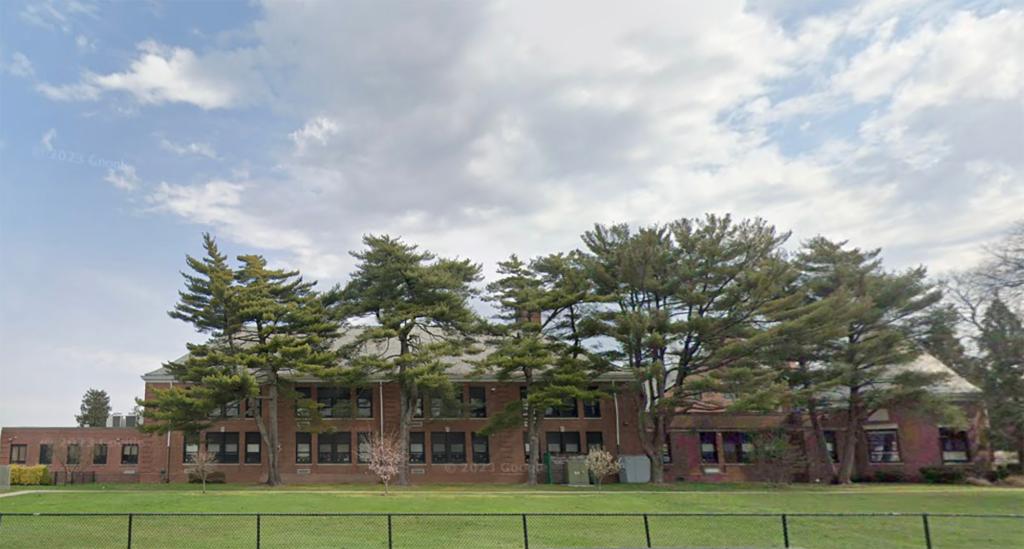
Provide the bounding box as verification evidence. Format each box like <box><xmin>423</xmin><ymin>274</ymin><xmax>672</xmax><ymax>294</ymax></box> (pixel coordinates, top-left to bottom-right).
<box><xmin>139</xmin><ymin>235</ymin><xmax>354</xmax><ymax>485</ymax></box>
<box><xmin>582</xmin><ymin>215</ymin><xmax>798</xmax><ymax>483</ymax></box>
<box><xmin>338</xmin><ymin>235</ymin><xmax>482</xmax><ymax>485</ymax></box>
<box><xmin>977</xmin><ymin>299</ymin><xmax>1024</xmax><ymax>465</ymax></box>
<box><xmin>76</xmin><ymin>388</ymin><xmax>112</xmax><ymax>427</ymax></box>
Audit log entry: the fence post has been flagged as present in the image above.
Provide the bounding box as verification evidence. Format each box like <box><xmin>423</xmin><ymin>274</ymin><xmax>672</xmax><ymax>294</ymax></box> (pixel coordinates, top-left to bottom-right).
<box><xmin>922</xmin><ymin>513</ymin><xmax>933</xmax><ymax>549</ymax></box>
<box><xmin>781</xmin><ymin>514</ymin><xmax>790</xmax><ymax>548</ymax></box>
<box><xmin>387</xmin><ymin>514</ymin><xmax>393</xmax><ymax>549</ymax></box>
<box><xmin>256</xmin><ymin>514</ymin><xmax>261</xmax><ymax>549</ymax></box>
<box><xmin>522</xmin><ymin>514</ymin><xmax>529</xmax><ymax>549</ymax></box>
<box><xmin>643</xmin><ymin>513</ymin><xmax>652</xmax><ymax>548</ymax></box>
<box><xmin>127</xmin><ymin>513</ymin><xmax>134</xmax><ymax>549</ymax></box>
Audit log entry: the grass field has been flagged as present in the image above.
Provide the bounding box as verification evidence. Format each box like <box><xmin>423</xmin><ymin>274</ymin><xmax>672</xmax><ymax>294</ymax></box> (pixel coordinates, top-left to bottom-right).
<box><xmin>1</xmin><ymin>483</ymin><xmax>1022</xmax><ymax>548</ymax></box>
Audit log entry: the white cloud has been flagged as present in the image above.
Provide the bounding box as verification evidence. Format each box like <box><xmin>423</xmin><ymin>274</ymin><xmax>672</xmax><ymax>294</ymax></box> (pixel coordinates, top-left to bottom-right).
<box><xmin>36</xmin><ymin>80</ymin><xmax>101</xmax><ymax>101</ymax></box>
<box><xmin>159</xmin><ymin>138</ymin><xmax>218</xmax><ymax>159</ymax></box>
<box><xmin>19</xmin><ymin>0</ymin><xmax>98</xmax><ymax>33</ymax></box>
<box><xmin>75</xmin><ymin>34</ymin><xmax>97</xmax><ymax>52</ymax></box>
<box><xmin>289</xmin><ymin>117</ymin><xmax>340</xmax><ymax>154</ymax></box>
<box><xmin>4</xmin><ymin>52</ymin><xmax>35</xmax><ymax>77</ymax></box>
<box><xmin>104</xmin><ymin>163</ymin><xmax>140</xmax><ymax>191</ymax></box>
<box><xmin>40</xmin><ymin>128</ymin><xmax>57</xmax><ymax>152</ymax></box>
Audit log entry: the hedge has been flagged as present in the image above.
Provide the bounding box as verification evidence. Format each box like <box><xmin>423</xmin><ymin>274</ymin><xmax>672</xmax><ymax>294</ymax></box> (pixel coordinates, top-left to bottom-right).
<box><xmin>920</xmin><ymin>465</ymin><xmax>967</xmax><ymax>484</ymax></box>
<box><xmin>10</xmin><ymin>464</ymin><xmax>50</xmax><ymax>485</ymax></box>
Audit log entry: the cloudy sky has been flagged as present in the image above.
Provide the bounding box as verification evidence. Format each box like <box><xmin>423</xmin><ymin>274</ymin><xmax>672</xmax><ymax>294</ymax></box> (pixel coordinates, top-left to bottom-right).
<box><xmin>0</xmin><ymin>0</ymin><xmax>1021</xmax><ymax>427</ymax></box>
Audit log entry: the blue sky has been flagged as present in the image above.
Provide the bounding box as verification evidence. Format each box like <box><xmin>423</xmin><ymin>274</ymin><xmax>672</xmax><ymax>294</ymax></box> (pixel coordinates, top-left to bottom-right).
<box><xmin>1</xmin><ymin>0</ymin><xmax>1021</xmax><ymax>427</ymax></box>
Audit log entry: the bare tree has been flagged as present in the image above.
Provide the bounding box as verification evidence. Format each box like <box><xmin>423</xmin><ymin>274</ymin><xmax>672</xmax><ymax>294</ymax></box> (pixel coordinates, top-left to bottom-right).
<box><xmin>368</xmin><ymin>432</ymin><xmax>403</xmax><ymax>495</ymax></box>
<box><xmin>584</xmin><ymin>448</ymin><xmax>622</xmax><ymax>490</ymax></box>
<box><xmin>983</xmin><ymin>221</ymin><xmax>1024</xmax><ymax>300</ymax></box>
<box><xmin>52</xmin><ymin>440</ymin><xmax>88</xmax><ymax>485</ymax></box>
<box><xmin>186</xmin><ymin>447</ymin><xmax>218</xmax><ymax>493</ymax></box>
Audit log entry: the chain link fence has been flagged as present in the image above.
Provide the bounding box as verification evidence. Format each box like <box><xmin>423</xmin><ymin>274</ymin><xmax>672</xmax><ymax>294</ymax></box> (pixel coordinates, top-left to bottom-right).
<box><xmin>0</xmin><ymin>512</ymin><xmax>1020</xmax><ymax>548</ymax></box>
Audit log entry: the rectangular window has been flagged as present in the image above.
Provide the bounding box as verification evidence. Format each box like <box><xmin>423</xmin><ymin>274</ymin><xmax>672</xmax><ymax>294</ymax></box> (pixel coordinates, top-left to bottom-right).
<box><xmin>468</xmin><ymin>386</ymin><xmax>487</xmax><ymax>418</ymax></box>
<box><xmin>823</xmin><ymin>431</ymin><xmax>839</xmax><ymax>463</ymax></box>
<box><xmin>940</xmin><ymin>428</ymin><xmax>970</xmax><ymax>463</ymax></box>
<box><xmin>244</xmin><ymin>397</ymin><xmax>263</xmax><ymax>419</ymax></box>
<box><xmin>722</xmin><ymin>432</ymin><xmax>752</xmax><ymax>463</ymax></box>
<box><xmin>413</xmin><ymin>397</ymin><xmax>424</xmax><ymax>418</ymax></box>
<box><xmin>318</xmin><ymin>432</ymin><xmax>352</xmax><ymax>464</ymax></box>
<box><xmin>93</xmin><ymin>444</ymin><xmax>107</xmax><ymax>465</ymax></box>
<box><xmin>357</xmin><ymin>432</ymin><xmax>372</xmax><ymax>464</ymax></box>
<box><xmin>545</xmin><ymin>398</ymin><xmax>578</xmax><ymax>418</ymax></box>
<box><xmin>546</xmin><ymin>431</ymin><xmax>581</xmax><ymax>454</ymax></box>
<box><xmin>520</xmin><ymin>387</ymin><xmax>529</xmax><ymax>418</ymax></box>
<box><xmin>245</xmin><ymin>432</ymin><xmax>261</xmax><ymax>464</ymax></box>
<box><xmin>67</xmin><ymin>443</ymin><xmax>81</xmax><ymax>465</ymax></box>
<box><xmin>207</xmin><ymin>432</ymin><xmax>239</xmax><ymax>464</ymax></box>
<box><xmin>431</xmin><ymin>431</ymin><xmax>466</xmax><ymax>464</ymax></box>
<box><xmin>356</xmin><ymin>388</ymin><xmax>373</xmax><ymax>418</ymax></box>
<box><xmin>295</xmin><ymin>387</ymin><xmax>312</xmax><ymax>418</ymax></box>
<box><xmin>471</xmin><ymin>433</ymin><xmax>490</xmax><ymax>464</ymax></box>
<box><xmin>10</xmin><ymin>444</ymin><xmax>26</xmax><ymax>464</ymax></box>
<box><xmin>662</xmin><ymin>438</ymin><xmax>673</xmax><ymax>464</ymax></box>
<box><xmin>121</xmin><ymin>443</ymin><xmax>139</xmax><ymax>465</ymax></box>
<box><xmin>699</xmin><ymin>432</ymin><xmax>718</xmax><ymax>464</ymax></box>
<box><xmin>429</xmin><ymin>391</ymin><xmax>463</xmax><ymax>418</ymax></box>
<box><xmin>295</xmin><ymin>432</ymin><xmax>312</xmax><ymax>464</ymax></box>
<box><xmin>523</xmin><ymin>431</ymin><xmax>531</xmax><ymax>463</ymax></box>
<box><xmin>867</xmin><ymin>429</ymin><xmax>901</xmax><ymax>463</ymax></box>
<box><xmin>39</xmin><ymin>444</ymin><xmax>52</xmax><ymax>465</ymax></box>
<box><xmin>224</xmin><ymin>401</ymin><xmax>240</xmax><ymax>418</ymax></box>
<box><xmin>125</xmin><ymin>416</ymin><xmax>138</xmax><ymax>428</ymax></box>
<box><xmin>586</xmin><ymin>431</ymin><xmax>604</xmax><ymax>452</ymax></box>
<box><xmin>583</xmin><ymin>388</ymin><xmax>601</xmax><ymax>418</ymax></box>
<box><xmin>409</xmin><ymin>432</ymin><xmax>425</xmax><ymax>464</ymax></box>
<box><xmin>183</xmin><ymin>432</ymin><xmax>199</xmax><ymax>463</ymax></box>
<box><xmin>318</xmin><ymin>387</ymin><xmax>352</xmax><ymax>418</ymax></box>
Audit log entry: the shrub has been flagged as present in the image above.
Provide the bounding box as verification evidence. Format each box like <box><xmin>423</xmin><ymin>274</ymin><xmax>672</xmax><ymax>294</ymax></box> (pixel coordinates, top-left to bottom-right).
<box><xmin>920</xmin><ymin>465</ymin><xmax>966</xmax><ymax>484</ymax></box>
<box><xmin>1001</xmin><ymin>475</ymin><xmax>1024</xmax><ymax>488</ymax></box>
<box><xmin>965</xmin><ymin>476</ymin><xmax>992</xmax><ymax>487</ymax></box>
<box><xmin>870</xmin><ymin>470</ymin><xmax>907</xmax><ymax>483</ymax></box>
<box><xmin>10</xmin><ymin>465</ymin><xmax>50</xmax><ymax>485</ymax></box>
<box><xmin>584</xmin><ymin>449</ymin><xmax>622</xmax><ymax>489</ymax></box>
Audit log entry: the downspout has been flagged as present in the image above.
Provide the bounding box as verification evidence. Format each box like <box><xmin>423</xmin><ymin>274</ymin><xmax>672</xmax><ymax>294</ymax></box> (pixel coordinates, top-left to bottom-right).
<box><xmin>165</xmin><ymin>380</ymin><xmax>173</xmax><ymax>483</ymax></box>
<box><xmin>378</xmin><ymin>381</ymin><xmax>385</xmax><ymax>434</ymax></box>
<box><xmin>613</xmin><ymin>380</ymin><xmax>621</xmax><ymax>451</ymax></box>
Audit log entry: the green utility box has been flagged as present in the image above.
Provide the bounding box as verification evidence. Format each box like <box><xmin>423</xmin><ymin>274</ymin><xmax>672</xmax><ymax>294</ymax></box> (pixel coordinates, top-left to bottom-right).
<box><xmin>566</xmin><ymin>456</ymin><xmax>590</xmax><ymax>486</ymax></box>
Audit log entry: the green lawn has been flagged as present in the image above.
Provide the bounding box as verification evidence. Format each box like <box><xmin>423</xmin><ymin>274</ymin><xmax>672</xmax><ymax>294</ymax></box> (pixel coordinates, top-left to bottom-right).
<box><xmin>1</xmin><ymin>484</ymin><xmax>1021</xmax><ymax>548</ymax></box>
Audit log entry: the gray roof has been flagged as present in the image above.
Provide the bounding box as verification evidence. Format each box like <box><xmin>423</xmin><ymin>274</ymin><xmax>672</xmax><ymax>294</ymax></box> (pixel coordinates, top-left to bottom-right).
<box><xmin>143</xmin><ymin>327</ymin><xmax>633</xmax><ymax>383</ymax></box>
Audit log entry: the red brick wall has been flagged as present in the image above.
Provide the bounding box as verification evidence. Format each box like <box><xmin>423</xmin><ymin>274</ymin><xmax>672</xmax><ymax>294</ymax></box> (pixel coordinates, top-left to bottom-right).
<box><xmin>1</xmin><ymin>427</ymin><xmax>157</xmax><ymax>483</ymax></box>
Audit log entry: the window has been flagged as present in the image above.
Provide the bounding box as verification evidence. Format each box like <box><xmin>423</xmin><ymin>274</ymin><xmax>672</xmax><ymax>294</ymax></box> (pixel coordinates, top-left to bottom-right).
<box><xmin>431</xmin><ymin>432</ymin><xmax>466</xmax><ymax>464</ymax></box>
<box><xmin>39</xmin><ymin>444</ymin><xmax>52</xmax><ymax>465</ymax></box>
<box><xmin>67</xmin><ymin>443</ymin><xmax>81</xmax><ymax>465</ymax></box>
<box><xmin>183</xmin><ymin>432</ymin><xmax>199</xmax><ymax>463</ymax></box>
<box><xmin>10</xmin><ymin>444</ymin><xmax>27</xmax><ymax>464</ymax></box>
<box><xmin>357</xmin><ymin>432</ymin><xmax>372</xmax><ymax>464</ymax></box>
<box><xmin>125</xmin><ymin>416</ymin><xmax>138</xmax><ymax>428</ymax></box>
<box><xmin>318</xmin><ymin>387</ymin><xmax>352</xmax><ymax>418</ymax></box>
<box><xmin>295</xmin><ymin>432</ymin><xmax>312</xmax><ymax>464</ymax></box>
<box><xmin>699</xmin><ymin>432</ymin><xmax>718</xmax><ymax>464</ymax></box>
<box><xmin>245</xmin><ymin>432</ymin><xmax>261</xmax><ymax>464</ymax></box>
<box><xmin>823</xmin><ymin>431</ymin><xmax>839</xmax><ymax>463</ymax></box>
<box><xmin>940</xmin><ymin>428</ymin><xmax>970</xmax><ymax>463</ymax></box>
<box><xmin>409</xmin><ymin>432</ymin><xmax>425</xmax><ymax>464</ymax></box>
<box><xmin>318</xmin><ymin>432</ymin><xmax>352</xmax><ymax>464</ymax></box>
<box><xmin>471</xmin><ymin>433</ymin><xmax>490</xmax><ymax>463</ymax></box>
<box><xmin>468</xmin><ymin>386</ymin><xmax>487</xmax><ymax>418</ymax></box>
<box><xmin>211</xmin><ymin>401</ymin><xmax>240</xmax><ymax>419</ymax></box>
<box><xmin>523</xmin><ymin>431</ymin><xmax>531</xmax><ymax>463</ymax></box>
<box><xmin>662</xmin><ymin>438</ymin><xmax>673</xmax><ymax>464</ymax></box>
<box><xmin>586</xmin><ymin>432</ymin><xmax>604</xmax><ymax>452</ymax></box>
<box><xmin>545</xmin><ymin>398</ymin><xmax>578</xmax><ymax>418</ymax></box>
<box><xmin>722</xmin><ymin>432</ymin><xmax>753</xmax><ymax>463</ymax></box>
<box><xmin>244</xmin><ymin>397</ymin><xmax>263</xmax><ymax>418</ymax></box>
<box><xmin>546</xmin><ymin>431</ymin><xmax>581</xmax><ymax>454</ymax></box>
<box><xmin>93</xmin><ymin>444</ymin><xmax>107</xmax><ymax>465</ymax></box>
<box><xmin>295</xmin><ymin>387</ymin><xmax>312</xmax><ymax>418</ymax></box>
<box><xmin>519</xmin><ymin>387</ymin><xmax>529</xmax><ymax>418</ymax></box>
<box><xmin>207</xmin><ymin>432</ymin><xmax>239</xmax><ymax>463</ymax></box>
<box><xmin>413</xmin><ymin>397</ymin><xmax>425</xmax><ymax>418</ymax></box>
<box><xmin>356</xmin><ymin>388</ymin><xmax>373</xmax><ymax>418</ymax></box>
<box><xmin>583</xmin><ymin>389</ymin><xmax>601</xmax><ymax>418</ymax></box>
<box><xmin>867</xmin><ymin>429</ymin><xmax>901</xmax><ymax>463</ymax></box>
<box><xmin>121</xmin><ymin>443</ymin><xmax>139</xmax><ymax>465</ymax></box>
<box><xmin>429</xmin><ymin>391</ymin><xmax>462</xmax><ymax>418</ymax></box>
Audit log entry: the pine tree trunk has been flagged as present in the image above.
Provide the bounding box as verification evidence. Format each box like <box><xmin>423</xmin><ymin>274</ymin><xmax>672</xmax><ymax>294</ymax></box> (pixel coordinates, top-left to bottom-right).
<box><xmin>263</xmin><ymin>384</ymin><xmax>282</xmax><ymax>486</ymax></box>
<box><xmin>807</xmin><ymin>400</ymin><xmax>836</xmax><ymax>483</ymax></box>
<box><xmin>646</xmin><ymin>416</ymin><xmax>665</xmax><ymax>484</ymax></box>
<box><xmin>527</xmin><ymin>422</ymin><xmax>540</xmax><ymax>486</ymax></box>
<box><xmin>397</xmin><ymin>385</ymin><xmax>413</xmax><ymax>486</ymax></box>
<box><xmin>837</xmin><ymin>388</ymin><xmax>861</xmax><ymax>484</ymax></box>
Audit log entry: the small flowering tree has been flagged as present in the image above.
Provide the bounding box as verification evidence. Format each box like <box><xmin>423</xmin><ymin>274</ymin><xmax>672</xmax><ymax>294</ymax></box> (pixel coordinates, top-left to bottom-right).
<box><xmin>186</xmin><ymin>447</ymin><xmax>218</xmax><ymax>494</ymax></box>
<box><xmin>585</xmin><ymin>449</ymin><xmax>622</xmax><ymax>490</ymax></box>
<box><xmin>368</xmin><ymin>433</ymin><xmax>403</xmax><ymax>495</ymax></box>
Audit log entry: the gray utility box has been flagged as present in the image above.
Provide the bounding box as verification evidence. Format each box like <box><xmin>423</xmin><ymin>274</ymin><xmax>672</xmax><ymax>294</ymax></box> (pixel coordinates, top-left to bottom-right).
<box><xmin>0</xmin><ymin>464</ymin><xmax>10</xmax><ymax>489</ymax></box>
<box><xmin>566</xmin><ymin>456</ymin><xmax>590</xmax><ymax>486</ymax></box>
<box><xmin>619</xmin><ymin>455</ymin><xmax>651</xmax><ymax>483</ymax></box>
